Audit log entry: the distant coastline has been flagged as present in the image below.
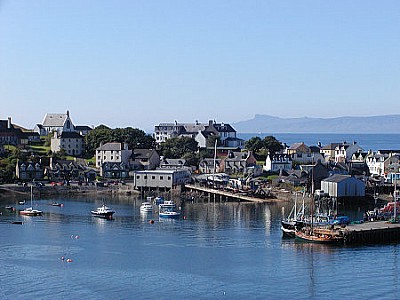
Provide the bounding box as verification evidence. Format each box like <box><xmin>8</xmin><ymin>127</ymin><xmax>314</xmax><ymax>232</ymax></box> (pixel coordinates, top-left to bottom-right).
<box><xmin>237</xmin><ymin>132</ymin><xmax>400</xmax><ymax>151</ymax></box>
<box><xmin>233</xmin><ymin>114</ymin><xmax>400</xmax><ymax>134</ymax></box>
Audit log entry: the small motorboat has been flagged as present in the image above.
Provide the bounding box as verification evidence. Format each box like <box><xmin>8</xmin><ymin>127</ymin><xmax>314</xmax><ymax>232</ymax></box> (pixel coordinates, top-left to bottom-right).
<box><xmin>91</xmin><ymin>204</ymin><xmax>115</xmax><ymax>219</ymax></box>
<box><xmin>140</xmin><ymin>201</ymin><xmax>153</xmax><ymax>213</ymax></box>
<box><xmin>51</xmin><ymin>202</ymin><xmax>63</xmax><ymax>207</ymax></box>
<box><xmin>159</xmin><ymin>200</ymin><xmax>180</xmax><ymax>219</ymax></box>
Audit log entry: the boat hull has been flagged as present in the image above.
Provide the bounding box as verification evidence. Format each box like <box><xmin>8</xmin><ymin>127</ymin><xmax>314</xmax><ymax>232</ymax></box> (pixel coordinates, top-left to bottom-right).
<box><xmin>295</xmin><ymin>229</ymin><xmax>344</xmax><ymax>244</ymax></box>
<box><xmin>19</xmin><ymin>210</ymin><xmax>43</xmax><ymax>216</ymax></box>
<box><xmin>159</xmin><ymin>212</ymin><xmax>180</xmax><ymax>219</ymax></box>
<box><xmin>91</xmin><ymin>211</ymin><xmax>115</xmax><ymax>218</ymax></box>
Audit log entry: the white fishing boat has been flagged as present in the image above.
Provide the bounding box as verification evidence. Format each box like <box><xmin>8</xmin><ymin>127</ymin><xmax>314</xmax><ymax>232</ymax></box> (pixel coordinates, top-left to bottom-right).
<box><xmin>91</xmin><ymin>204</ymin><xmax>115</xmax><ymax>218</ymax></box>
<box><xmin>140</xmin><ymin>201</ymin><xmax>153</xmax><ymax>213</ymax></box>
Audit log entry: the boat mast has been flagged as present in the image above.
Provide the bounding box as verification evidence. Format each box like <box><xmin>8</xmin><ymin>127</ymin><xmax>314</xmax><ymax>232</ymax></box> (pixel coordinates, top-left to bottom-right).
<box><xmin>394</xmin><ymin>176</ymin><xmax>398</xmax><ymax>222</ymax></box>
<box><xmin>212</xmin><ymin>139</ymin><xmax>217</xmax><ymax>188</ymax></box>
<box><xmin>30</xmin><ymin>185</ymin><xmax>33</xmax><ymax>207</ymax></box>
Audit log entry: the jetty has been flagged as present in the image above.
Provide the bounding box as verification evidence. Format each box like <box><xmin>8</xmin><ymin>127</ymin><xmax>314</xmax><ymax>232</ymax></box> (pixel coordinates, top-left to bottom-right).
<box><xmin>184</xmin><ymin>184</ymin><xmax>284</xmax><ymax>203</ymax></box>
<box><xmin>341</xmin><ymin>221</ymin><xmax>400</xmax><ymax>245</ymax></box>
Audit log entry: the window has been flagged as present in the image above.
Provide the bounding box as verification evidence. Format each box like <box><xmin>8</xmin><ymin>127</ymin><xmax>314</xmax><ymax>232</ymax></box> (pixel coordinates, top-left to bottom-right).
<box><xmin>160</xmin><ymin>176</ymin><xmax>163</xmax><ymax>180</ymax></box>
<box><xmin>152</xmin><ymin>176</ymin><xmax>155</xmax><ymax>180</ymax></box>
<box><xmin>144</xmin><ymin>176</ymin><xmax>147</xmax><ymax>179</ymax></box>
<box><xmin>137</xmin><ymin>176</ymin><xmax>140</xmax><ymax>179</ymax></box>
<box><xmin>168</xmin><ymin>176</ymin><xmax>171</xmax><ymax>180</ymax></box>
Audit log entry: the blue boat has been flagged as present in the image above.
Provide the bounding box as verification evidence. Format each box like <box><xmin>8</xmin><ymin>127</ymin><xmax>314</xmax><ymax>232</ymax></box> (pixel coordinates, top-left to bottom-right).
<box><xmin>159</xmin><ymin>200</ymin><xmax>180</xmax><ymax>219</ymax></box>
<box><xmin>154</xmin><ymin>196</ymin><xmax>165</xmax><ymax>205</ymax></box>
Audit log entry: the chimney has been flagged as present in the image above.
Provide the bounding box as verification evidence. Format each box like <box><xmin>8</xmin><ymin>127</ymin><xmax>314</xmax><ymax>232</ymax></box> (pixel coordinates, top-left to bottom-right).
<box><xmin>7</xmin><ymin>117</ymin><xmax>11</xmax><ymax>129</ymax></box>
<box><xmin>208</xmin><ymin>120</ymin><xmax>213</xmax><ymax>127</ymax></box>
<box><xmin>67</xmin><ymin>110</ymin><xmax>70</xmax><ymax>117</ymax></box>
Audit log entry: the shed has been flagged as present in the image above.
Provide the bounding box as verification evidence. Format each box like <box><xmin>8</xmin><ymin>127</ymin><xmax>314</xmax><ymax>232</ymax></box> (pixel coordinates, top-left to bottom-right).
<box><xmin>321</xmin><ymin>174</ymin><xmax>365</xmax><ymax>198</ymax></box>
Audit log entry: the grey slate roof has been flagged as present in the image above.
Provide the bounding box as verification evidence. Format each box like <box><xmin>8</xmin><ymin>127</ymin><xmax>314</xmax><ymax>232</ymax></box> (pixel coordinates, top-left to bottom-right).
<box><xmin>42</xmin><ymin>113</ymin><xmax>68</xmax><ymax>127</ymax></box>
<box><xmin>323</xmin><ymin>174</ymin><xmax>351</xmax><ymax>183</ymax></box>
<box><xmin>96</xmin><ymin>142</ymin><xmax>125</xmax><ymax>151</ymax></box>
<box><xmin>321</xmin><ymin>143</ymin><xmax>340</xmax><ymax>150</ymax></box>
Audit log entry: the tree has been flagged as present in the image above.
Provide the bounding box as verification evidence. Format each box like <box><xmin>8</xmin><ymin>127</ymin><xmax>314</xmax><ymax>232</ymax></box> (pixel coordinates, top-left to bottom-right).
<box><xmin>85</xmin><ymin>125</ymin><xmax>155</xmax><ymax>155</ymax></box>
<box><xmin>206</xmin><ymin>135</ymin><xmax>221</xmax><ymax>148</ymax></box>
<box><xmin>245</xmin><ymin>136</ymin><xmax>263</xmax><ymax>152</ymax></box>
<box><xmin>263</xmin><ymin>136</ymin><xmax>283</xmax><ymax>155</ymax></box>
<box><xmin>159</xmin><ymin>137</ymin><xmax>198</xmax><ymax>159</ymax></box>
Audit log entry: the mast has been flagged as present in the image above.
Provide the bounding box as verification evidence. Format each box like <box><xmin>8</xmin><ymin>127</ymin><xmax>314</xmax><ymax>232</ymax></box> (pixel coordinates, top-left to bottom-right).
<box><xmin>394</xmin><ymin>175</ymin><xmax>398</xmax><ymax>222</ymax></box>
<box><xmin>212</xmin><ymin>139</ymin><xmax>217</xmax><ymax>188</ymax></box>
<box><xmin>30</xmin><ymin>185</ymin><xmax>33</xmax><ymax>207</ymax></box>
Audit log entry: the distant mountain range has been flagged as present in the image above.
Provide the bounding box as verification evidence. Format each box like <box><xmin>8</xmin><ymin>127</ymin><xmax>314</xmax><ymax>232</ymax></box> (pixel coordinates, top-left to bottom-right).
<box><xmin>232</xmin><ymin>114</ymin><xmax>400</xmax><ymax>134</ymax></box>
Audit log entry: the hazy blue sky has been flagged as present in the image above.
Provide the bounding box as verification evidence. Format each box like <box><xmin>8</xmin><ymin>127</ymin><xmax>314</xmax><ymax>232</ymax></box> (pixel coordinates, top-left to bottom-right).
<box><xmin>1</xmin><ymin>1</ymin><xmax>399</xmax><ymax>132</ymax></box>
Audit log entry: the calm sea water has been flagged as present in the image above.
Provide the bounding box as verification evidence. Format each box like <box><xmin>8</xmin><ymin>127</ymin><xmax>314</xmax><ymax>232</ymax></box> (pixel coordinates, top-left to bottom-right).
<box><xmin>238</xmin><ymin>133</ymin><xmax>400</xmax><ymax>151</ymax></box>
<box><xmin>1</xmin><ymin>195</ymin><xmax>399</xmax><ymax>299</ymax></box>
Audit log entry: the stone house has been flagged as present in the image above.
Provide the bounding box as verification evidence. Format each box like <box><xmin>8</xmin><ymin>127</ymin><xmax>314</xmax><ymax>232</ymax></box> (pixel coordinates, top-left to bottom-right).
<box><xmin>320</xmin><ymin>143</ymin><xmax>340</xmax><ymax>162</ymax></box>
<box><xmin>45</xmin><ymin>158</ymin><xmax>97</xmax><ymax>182</ymax></box>
<box><xmin>15</xmin><ymin>161</ymin><xmax>44</xmax><ymax>181</ymax></box>
<box><xmin>199</xmin><ymin>158</ymin><xmax>222</xmax><ymax>174</ymax></box>
<box><xmin>220</xmin><ymin>150</ymin><xmax>256</xmax><ymax>175</ymax></box>
<box><xmin>130</xmin><ymin>149</ymin><xmax>160</xmax><ymax>170</ymax></box>
<box><xmin>100</xmin><ymin>162</ymin><xmax>130</xmax><ymax>179</ymax></box>
<box><xmin>51</xmin><ymin>131</ymin><xmax>84</xmax><ymax>156</ymax></box>
<box><xmin>96</xmin><ymin>142</ymin><xmax>132</xmax><ymax>168</ymax></box>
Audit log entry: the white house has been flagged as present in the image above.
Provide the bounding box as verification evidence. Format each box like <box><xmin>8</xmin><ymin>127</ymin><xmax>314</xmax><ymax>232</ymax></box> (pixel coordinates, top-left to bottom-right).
<box><xmin>96</xmin><ymin>142</ymin><xmax>132</xmax><ymax>168</ymax></box>
<box><xmin>154</xmin><ymin>119</ymin><xmax>244</xmax><ymax>149</ymax></box>
<box><xmin>264</xmin><ymin>153</ymin><xmax>292</xmax><ymax>172</ymax></box>
<box><xmin>37</xmin><ymin>110</ymin><xmax>75</xmax><ymax>136</ymax></box>
<box><xmin>321</xmin><ymin>174</ymin><xmax>365</xmax><ymax>198</ymax></box>
<box><xmin>334</xmin><ymin>142</ymin><xmax>364</xmax><ymax>163</ymax></box>
<box><xmin>365</xmin><ymin>152</ymin><xmax>387</xmax><ymax>176</ymax></box>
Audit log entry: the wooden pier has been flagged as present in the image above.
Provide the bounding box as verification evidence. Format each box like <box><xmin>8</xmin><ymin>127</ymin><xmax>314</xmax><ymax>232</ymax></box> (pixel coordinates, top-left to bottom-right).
<box><xmin>184</xmin><ymin>184</ymin><xmax>284</xmax><ymax>203</ymax></box>
<box><xmin>341</xmin><ymin>221</ymin><xmax>400</xmax><ymax>245</ymax></box>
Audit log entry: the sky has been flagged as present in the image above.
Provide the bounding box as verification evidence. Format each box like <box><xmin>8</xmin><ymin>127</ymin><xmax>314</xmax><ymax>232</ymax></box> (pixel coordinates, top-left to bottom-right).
<box><xmin>1</xmin><ymin>0</ymin><xmax>399</xmax><ymax>133</ymax></box>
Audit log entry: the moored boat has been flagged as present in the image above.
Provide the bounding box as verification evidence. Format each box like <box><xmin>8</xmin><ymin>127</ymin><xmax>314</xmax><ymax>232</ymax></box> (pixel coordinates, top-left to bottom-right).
<box><xmin>140</xmin><ymin>201</ymin><xmax>153</xmax><ymax>213</ymax></box>
<box><xmin>91</xmin><ymin>204</ymin><xmax>115</xmax><ymax>218</ymax></box>
<box><xmin>19</xmin><ymin>186</ymin><xmax>43</xmax><ymax>217</ymax></box>
<box><xmin>159</xmin><ymin>200</ymin><xmax>180</xmax><ymax>219</ymax></box>
<box><xmin>295</xmin><ymin>227</ymin><xmax>344</xmax><ymax>244</ymax></box>
<box><xmin>19</xmin><ymin>207</ymin><xmax>43</xmax><ymax>216</ymax></box>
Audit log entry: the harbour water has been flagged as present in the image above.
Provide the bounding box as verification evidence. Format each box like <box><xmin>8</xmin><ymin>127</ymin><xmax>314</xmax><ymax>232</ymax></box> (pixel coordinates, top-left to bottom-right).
<box><xmin>1</xmin><ymin>196</ymin><xmax>400</xmax><ymax>299</ymax></box>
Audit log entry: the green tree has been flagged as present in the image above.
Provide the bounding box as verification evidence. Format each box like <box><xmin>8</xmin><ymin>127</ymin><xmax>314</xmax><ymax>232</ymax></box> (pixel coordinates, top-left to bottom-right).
<box><xmin>245</xmin><ymin>136</ymin><xmax>263</xmax><ymax>152</ymax></box>
<box><xmin>206</xmin><ymin>135</ymin><xmax>221</xmax><ymax>148</ymax></box>
<box><xmin>85</xmin><ymin>125</ymin><xmax>155</xmax><ymax>155</ymax></box>
<box><xmin>159</xmin><ymin>137</ymin><xmax>198</xmax><ymax>159</ymax></box>
<box><xmin>263</xmin><ymin>136</ymin><xmax>283</xmax><ymax>155</ymax></box>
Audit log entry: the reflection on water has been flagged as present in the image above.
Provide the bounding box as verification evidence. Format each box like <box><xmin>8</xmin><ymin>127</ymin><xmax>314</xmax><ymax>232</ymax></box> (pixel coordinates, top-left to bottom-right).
<box><xmin>0</xmin><ymin>195</ymin><xmax>400</xmax><ymax>299</ymax></box>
